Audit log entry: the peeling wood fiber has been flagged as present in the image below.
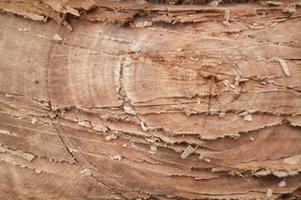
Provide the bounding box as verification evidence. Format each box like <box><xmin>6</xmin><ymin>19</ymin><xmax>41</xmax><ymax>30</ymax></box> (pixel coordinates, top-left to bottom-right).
<box><xmin>0</xmin><ymin>0</ymin><xmax>301</xmax><ymax>199</ymax></box>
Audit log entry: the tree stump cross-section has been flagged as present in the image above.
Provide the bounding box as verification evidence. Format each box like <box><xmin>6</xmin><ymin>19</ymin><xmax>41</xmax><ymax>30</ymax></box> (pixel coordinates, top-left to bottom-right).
<box><xmin>0</xmin><ymin>0</ymin><xmax>301</xmax><ymax>199</ymax></box>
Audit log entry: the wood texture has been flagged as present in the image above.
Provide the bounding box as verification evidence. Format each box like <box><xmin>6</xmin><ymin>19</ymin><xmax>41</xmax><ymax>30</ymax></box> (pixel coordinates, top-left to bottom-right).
<box><xmin>0</xmin><ymin>0</ymin><xmax>301</xmax><ymax>199</ymax></box>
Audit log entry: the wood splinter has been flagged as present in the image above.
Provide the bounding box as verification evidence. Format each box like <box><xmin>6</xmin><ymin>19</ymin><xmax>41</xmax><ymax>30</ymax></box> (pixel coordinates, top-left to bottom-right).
<box><xmin>273</xmin><ymin>57</ymin><xmax>290</xmax><ymax>77</ymax></box>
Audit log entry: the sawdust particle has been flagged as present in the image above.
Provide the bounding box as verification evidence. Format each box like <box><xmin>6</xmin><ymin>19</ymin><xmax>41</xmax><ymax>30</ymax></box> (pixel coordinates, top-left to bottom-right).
<box><xmin>0</xmin><ymin>129</ymin><xmax>12</xmax><ymax>136</ymax></box>
<box><xmin>219</xmin><ymin>112</ymin><xmax>226</xmax><ymax>118</ymax></box>
<box><xmin>266</xmin><ymin>188</ymin><xmax>273</xmax><ymax>198</ymax></box>
<box><xmin>283</xmin><ymin>156</ymin><xmax>299</xmax><ymax>164</ymax></box>
<box><xmin>111</xmin><ymin>155</ymin><xmax>122</xmax><ymax>161</ymax></box>
<box><xmin>93</xmin><ymin>124</ymin><xmax>108</xmax><ymax>132</ymax></box>
<box><xmin>208</xmin><ymin>0</ymin><xmax>221</xmax><ymax>7</ymax></box>
<box><xmin>244</xmin><ymin>114</ymin><xmax>252</xmax><ymax>122</ymax></box>
<box><xmin>278</xmin><ymin>180</ymin><xmax>286</xmax><ymax>187</ymax></box>
<box><xmin>5</xmin><ymin>93</ymin><xmax>13</xmax><ymax>98</ymax></box>
<box><xmin>123</xmin><ymin>103</ymin><xmax>136</xmax><ymax>115</ymax></box>
<box><xmin>31</xmin><ymin>117</ymin><xmax>37</xmax><ymax>124</ymax></box>
<box><xmin>80</xmin><ymin>168</ymin><xmax>92</xmax><ymax>176</ymax></box>
<box><xmin>53</xmin><ymin>33</ymin><xmax>63</xmax><ymax>42</ymax></box>
<box><xmin>273</xmin><ymin>57</ymin><xmax>290</xmax><ymax>77</ymax></box>
<box><xmin>266</xmin><ymin>1</ymin><xmax>283</xmax><ymax>6</ymax></box>
<box><xmin>181</xmin><ymin>145</ymin><xmax>197</xmax><ymax>159</ymax></box>
<box><xmin>150</xmin><ymin>145</ymin><xmax>157</xmax><ymax>154</ymax></box>
<box><xmin>77</xmin><ymin>120</ymin><xmax>92</xmax><ymax>128</ymax></box>
<box><xmin>224</xmin><ymin>9</ymin><xmax>230</xmax><ymax>22</ymax></box>
<box><xmin>18</xmin><ymin>28</ymin><xmax>28</xmax><ymax>32</ymax></box>
<box><xmin>105</xmin><ymin>134</ymin><xmax>118</xmax><ymax>141</ymax></box>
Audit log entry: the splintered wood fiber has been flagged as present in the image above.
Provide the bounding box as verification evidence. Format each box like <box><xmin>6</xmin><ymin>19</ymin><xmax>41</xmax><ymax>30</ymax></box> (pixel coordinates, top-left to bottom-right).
<box><xmin>0</xmin><ymin>0</ymin><xmax>301</xmax><ymax>199</ymax></box>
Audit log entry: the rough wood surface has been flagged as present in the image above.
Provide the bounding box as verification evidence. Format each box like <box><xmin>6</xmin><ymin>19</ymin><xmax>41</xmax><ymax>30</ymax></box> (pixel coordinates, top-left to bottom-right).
<box><xmin>0</xmin><ymin>0</ymin><xmax>301</xmax><ymax>199</ymax></box>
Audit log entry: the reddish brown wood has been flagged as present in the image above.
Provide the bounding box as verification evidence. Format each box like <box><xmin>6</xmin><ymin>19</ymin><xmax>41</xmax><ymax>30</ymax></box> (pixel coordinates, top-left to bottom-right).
<box><xmin>0</xmin><ymin>0</ymin><xmax>301</xmax><ymax>199</ymax></box>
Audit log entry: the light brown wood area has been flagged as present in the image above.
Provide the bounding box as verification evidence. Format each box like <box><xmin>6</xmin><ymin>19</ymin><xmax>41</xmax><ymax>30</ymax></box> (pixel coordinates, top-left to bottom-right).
<box><xmin>0</xmin><ymin>0</ymin><xmax>301</xmax><ymax>199</ymax></box>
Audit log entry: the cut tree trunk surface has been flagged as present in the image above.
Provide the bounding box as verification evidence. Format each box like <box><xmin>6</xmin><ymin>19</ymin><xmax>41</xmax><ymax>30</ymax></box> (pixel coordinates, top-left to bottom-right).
<box><xmin>0</xmin><ymin>0</ymin><xmax>301</xmax><ymax>199</ymax></box>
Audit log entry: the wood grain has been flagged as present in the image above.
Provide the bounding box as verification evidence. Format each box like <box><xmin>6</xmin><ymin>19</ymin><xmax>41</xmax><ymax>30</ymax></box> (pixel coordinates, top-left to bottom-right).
<box><xmin>0</xmin><ymin>0</ymin><xmax>301</xmax><ymax>199</ymax></box>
